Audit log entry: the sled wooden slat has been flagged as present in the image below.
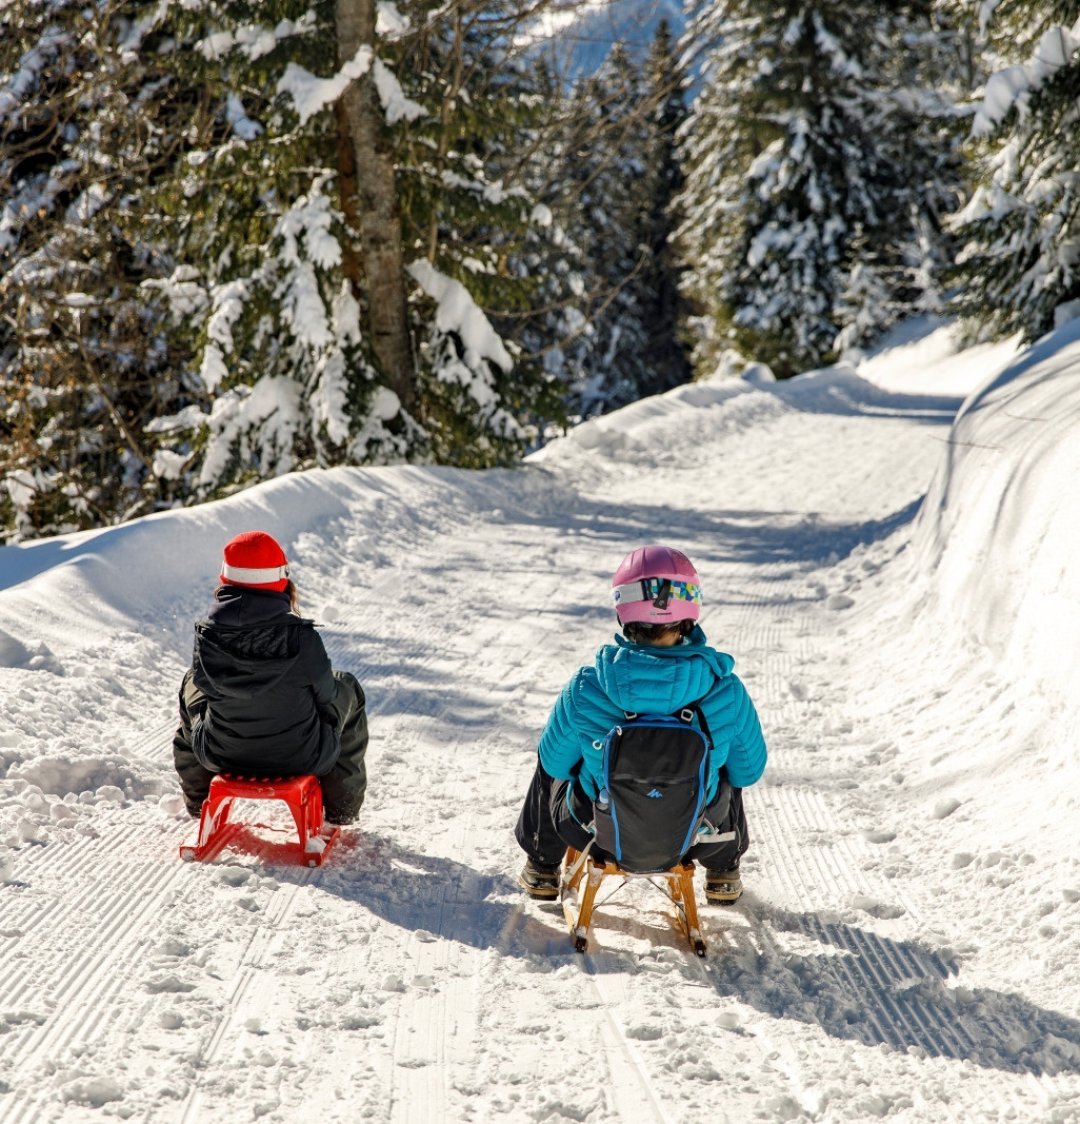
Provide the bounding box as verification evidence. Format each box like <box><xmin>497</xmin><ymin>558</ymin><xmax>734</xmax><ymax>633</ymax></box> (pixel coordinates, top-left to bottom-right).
<box><xmin>560</xmin><ymin>848</ymin><xmax>707</xmax><ymax>957</ymax></box>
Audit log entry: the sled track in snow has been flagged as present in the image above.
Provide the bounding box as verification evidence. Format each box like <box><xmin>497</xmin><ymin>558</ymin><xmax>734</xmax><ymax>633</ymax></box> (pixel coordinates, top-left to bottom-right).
<box><xmin>175</xmin><ymin>859</ymin><xmax>317</xmax><ymax>1124</ymax></box>
<box><xmin>378</xmin><ymin>820</ymin><xmax>485</xmax><ymax>1124</ymax></box>
<box><xmin>576</xmin><ymin>957</ymin><xmax>682</xmax><ymax>1124</ymax></box>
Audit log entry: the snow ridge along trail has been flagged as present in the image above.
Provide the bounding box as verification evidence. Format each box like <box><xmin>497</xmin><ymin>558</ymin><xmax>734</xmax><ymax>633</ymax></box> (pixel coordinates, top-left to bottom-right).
<box><xmin>1</xmin><ymin>331</ymin><xmax>1079</xmax><ymax>1122</ymax></box>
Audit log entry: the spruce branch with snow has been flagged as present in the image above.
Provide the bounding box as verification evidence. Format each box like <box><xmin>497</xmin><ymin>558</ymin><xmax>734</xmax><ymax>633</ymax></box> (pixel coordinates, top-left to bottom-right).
<box><xmin>950</xmin><ymin>3</ymin><xmax>1080</xmax><ymax>343</ymax></box>
<box><xmin>0</xmin><ymin>0</ymin><xmax>201</xmax><ymax>540</ymax></box>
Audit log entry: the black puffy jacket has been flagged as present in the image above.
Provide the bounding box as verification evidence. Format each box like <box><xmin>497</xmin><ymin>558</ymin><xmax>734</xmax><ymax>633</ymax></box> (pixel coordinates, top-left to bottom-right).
<box><xmin>189</xmin><ymin>586</ymin><xmax>340</xmax><ymax>776</ymax></box>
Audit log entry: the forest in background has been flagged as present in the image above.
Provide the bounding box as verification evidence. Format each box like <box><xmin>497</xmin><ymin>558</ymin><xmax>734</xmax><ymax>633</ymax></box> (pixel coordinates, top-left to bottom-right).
<box><xmin>1</xmin><ymin>0</ymin><xmax>1078</xmax><ymax>542</ymax></box>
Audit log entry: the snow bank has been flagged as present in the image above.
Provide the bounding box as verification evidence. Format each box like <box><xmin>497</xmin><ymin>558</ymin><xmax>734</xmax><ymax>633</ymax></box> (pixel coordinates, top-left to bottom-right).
<box><xmin>529</xmin><ymin>376</ymin><xmax>788</xmax><ymax>466</ymax></box>
<box><xmin>854</xmin><ymin>316</ymin><xmax>1020</xmax><ymax>397</ymax></box>
<box><xmin>911</xmin><ymin>319</ymin><xmax>1080</xmax><ymax>711</ymax></box>
<box><xmin>0</xmin><ymin>466</ymin><xmax>466</xmax><ymax>659</ymax></box>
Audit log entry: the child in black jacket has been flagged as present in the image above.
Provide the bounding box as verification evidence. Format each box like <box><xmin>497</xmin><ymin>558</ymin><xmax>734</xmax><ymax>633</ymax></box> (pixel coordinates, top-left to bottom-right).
<box><xmin>172</xmin><ymin>531</ymin><xmax>368</xmax><ymax>823</ymax></box>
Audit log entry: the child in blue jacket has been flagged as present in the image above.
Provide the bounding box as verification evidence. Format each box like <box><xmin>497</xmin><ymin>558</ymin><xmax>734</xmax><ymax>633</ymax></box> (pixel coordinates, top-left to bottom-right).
<box><xmin>514</xmin><ymin>544</ymin><xmax>767</xmax><ymax>901</ymax></box>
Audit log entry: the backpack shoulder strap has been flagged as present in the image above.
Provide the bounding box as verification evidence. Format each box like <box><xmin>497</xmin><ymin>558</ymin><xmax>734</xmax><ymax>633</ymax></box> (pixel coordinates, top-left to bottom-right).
<box><xmin>686</xmin><ymin>698</ymin><xmax>712</xmax><ymax>742</ymax></box>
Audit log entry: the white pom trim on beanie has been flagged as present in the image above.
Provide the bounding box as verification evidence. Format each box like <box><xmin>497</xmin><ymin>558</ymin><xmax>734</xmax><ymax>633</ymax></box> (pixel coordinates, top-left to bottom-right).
<box><xmin>220</xmin><ymin>562</ymin><xmax>290</xmax><ymax>584</ymax></box>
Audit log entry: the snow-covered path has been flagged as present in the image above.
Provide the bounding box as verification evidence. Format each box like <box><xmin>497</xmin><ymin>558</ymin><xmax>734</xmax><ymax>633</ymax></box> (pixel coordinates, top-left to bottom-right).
<box><xmin>1</xmin><ymin>323</ymin><xmax>1078</xmax><ymax>1123</ymax></box>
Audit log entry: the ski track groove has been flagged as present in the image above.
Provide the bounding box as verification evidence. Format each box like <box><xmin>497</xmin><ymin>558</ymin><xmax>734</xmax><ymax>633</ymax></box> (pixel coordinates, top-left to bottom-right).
<box><xmin>385</xmin><ymin>833</ymin><xmax>465</xmax><ymax>1124</ymax></box>
<box><xmin>0</xmin><ymin>864</ymin><xmax>190</xmax><ymax>1120</ymax></box>
<box><xmin>124</xmin><ymin>718</ymin><xmax>177</xmax><ymax>763</ymax></box>
<box><xmin>0</xmin><ymin>802</ymin><xmax>316</xmax><ymax>1122</ymax></box>
<box><xmin>760</xmin><ymin>780</ymin><xmax>985</xmax><ymax>1064</ymax></box>
<box><xmin>835</xmin><ymin>920</ymin><xmax>970</xmax><ymax>1059</ymax></box>
<box><xmin>720</xmin><ymin>564</ymin><xmax>999</xmax><ymax>1071</ymax></box>
<box><xmin>0</xmin><ymin>839</ymin><xmax>183</xmax><ymax>1060</ymax></box>
<box><xmin>579</xmin><ymin>955</ymin><xmax>678</xmax><ymax>1124</ymax></box>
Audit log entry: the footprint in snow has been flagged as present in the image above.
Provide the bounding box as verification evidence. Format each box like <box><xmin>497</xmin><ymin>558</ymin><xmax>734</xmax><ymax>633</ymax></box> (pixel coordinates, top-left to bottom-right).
<box><xmin>932</xmin><ymin>798</ymin><xmax>962</xmax><ymax>820</ymax></box>
<box><xmin>145</xmin><ymin>974</ymin><xmax>197</xmax><ymax>994</ymax></box>
<box><xmin>849</xmin><ymin>893</ymin><xmax>906</xmax><ymax>921</ymax></box>
<box><xmin>862</xmin><ymin>829</ymin><xmax>897</xmax><ymax>844</ymax></box>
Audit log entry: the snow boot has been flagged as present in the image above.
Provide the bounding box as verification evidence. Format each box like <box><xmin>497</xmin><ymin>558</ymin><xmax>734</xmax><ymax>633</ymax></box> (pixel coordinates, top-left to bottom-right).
<box><xmin>704</xmin><ymin>867</ymin><xmax>743</xmax><ymax>905</ymax></box>
<box><xmin>519</xmin><ymin>858</ymin><xmax>560</xmax><ymax>899</ymax></box>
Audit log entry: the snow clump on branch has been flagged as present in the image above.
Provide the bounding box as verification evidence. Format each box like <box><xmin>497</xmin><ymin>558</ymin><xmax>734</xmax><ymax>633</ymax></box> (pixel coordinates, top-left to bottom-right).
<box><xmin>972</xmin><ymin>21</ymin><xmax>1080</xmax><ymax>137</ymax></box>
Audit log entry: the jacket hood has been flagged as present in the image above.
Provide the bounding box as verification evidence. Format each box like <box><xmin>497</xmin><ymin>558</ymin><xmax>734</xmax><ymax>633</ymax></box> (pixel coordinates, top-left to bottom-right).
<box><xmin>192</xmin><ymin>587</ymin><xmax>303</xmax><ymax>700</ymax></box>
<box><xmin>593</xmin><ymin>625</ymin><xmax>735</xmax><ymax>714</ymax></box>
<box><xmin>206</xmin><ymin>585</ymin><xmax>293</xmax><ymax>627</ymax></box>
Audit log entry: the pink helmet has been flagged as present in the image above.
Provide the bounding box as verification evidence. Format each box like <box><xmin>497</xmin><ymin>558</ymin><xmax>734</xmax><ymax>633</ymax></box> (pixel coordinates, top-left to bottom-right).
<box><xmin>611</xmin><ymin>545</ymin><xmax>702</xmax><ymax>625</ymax></box>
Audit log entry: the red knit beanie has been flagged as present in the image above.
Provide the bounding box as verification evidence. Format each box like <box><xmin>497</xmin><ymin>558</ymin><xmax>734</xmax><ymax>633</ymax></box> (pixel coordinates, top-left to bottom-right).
<box><xmin>219</xmin><ymin>531</ymin><xmax>290</xmax><ymax>592</ymax></box>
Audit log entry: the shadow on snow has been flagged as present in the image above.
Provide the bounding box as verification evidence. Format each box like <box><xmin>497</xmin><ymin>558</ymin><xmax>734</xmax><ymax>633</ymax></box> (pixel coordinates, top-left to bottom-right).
<box><xmin>701</xmin><ymin>898</ymin><xmax>1080</xmax><ymax>1078</ymax></box>
<box><xmin>506</xmin><ymin>490</ymin><xmax>926</xmax><ymax>573</ymax></box>
<box><xmin>256</xmin><ymin>839</ymin><xmax>1080</xmax><ymax>1077</ymax></box>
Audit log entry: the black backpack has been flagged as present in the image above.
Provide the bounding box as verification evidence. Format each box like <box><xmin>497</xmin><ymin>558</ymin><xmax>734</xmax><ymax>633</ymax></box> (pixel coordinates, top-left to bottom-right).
<box><xmin>592</xmin><ymin>705</ymin><xmax>710</xmax><ymax>873</ymax></box>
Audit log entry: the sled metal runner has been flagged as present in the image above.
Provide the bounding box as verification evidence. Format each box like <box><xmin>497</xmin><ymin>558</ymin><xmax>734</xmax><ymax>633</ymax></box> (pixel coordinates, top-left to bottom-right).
<box><xmin>560</xmin><ymin>848</ymin><xmax>707</xmax><ymax>957</ymax></box>
<box><xmin>179</xmin><ymin>773</ymin><xmax>340</xmax><ymax>867</ymax></box>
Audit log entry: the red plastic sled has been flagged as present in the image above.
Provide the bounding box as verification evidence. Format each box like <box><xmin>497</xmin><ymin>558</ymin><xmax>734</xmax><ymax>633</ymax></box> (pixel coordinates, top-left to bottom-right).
<box><xmin>179</xmin><ymin>774</ymin><xmax>340</xmax><ymax>867</ymax></box>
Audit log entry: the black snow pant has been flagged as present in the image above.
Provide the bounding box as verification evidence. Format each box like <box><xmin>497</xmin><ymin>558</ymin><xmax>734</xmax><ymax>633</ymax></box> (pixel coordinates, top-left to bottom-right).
<box><xmin>514</xmin><ymin>759</ymin><xmax>748</xmax><ymax>872</ymax></box>
<box><xmin>172</xmin><ymin>669</ymin><xmax>369</xmax><ymax>823</ymax></box>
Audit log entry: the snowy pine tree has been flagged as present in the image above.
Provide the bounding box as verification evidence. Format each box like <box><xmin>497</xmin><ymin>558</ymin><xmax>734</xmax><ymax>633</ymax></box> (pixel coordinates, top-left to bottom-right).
<box><xmin>562</xmin><ymin>44</ymin><xmax>655</xmax><ymax>415</ymax></box>
<box><xmin>139</xmin><ymin>0</ymin><xmax>414</xmax><ymax>502</ymax></box>
<box><xmin>677</xmin><ymin>0</ymin><xmax>957</xmax><ymax>377</ymax></box>
<box><xmin>390</xmin><ymin>1</ymin><xmax>567</xmax><ymax>463</ymax></box>
<box><xmin>141</xmin><ymin>0</ymin><xmax>584</xmax><ymax>482</ymax></box>
<box><xmin>636</xmin><ymin>20</ymin><xmax>693</xmax><ymax>394</ymax></box>
<box><xmin>0</xmin><ymin>0</ymin><xmax>201</xmax><ymax>539</ymax></box>
<box><xmin>950</xmin><ymin>1</ymin><xmax>1080</xmax><ymax>342</ymax></box>
<box><xmin>517</xmin><ymin>28</ymin><xmax>691</xmax><ymax>420</ymax></box>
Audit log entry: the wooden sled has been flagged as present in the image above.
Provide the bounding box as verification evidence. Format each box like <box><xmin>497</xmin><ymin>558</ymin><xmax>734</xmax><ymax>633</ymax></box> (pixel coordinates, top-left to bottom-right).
<box><xmin>179</xmin><ymin>773</ymin><xmax>341</xmax><ymax>867</ymax></box>
<box><xmin>560</xmin><ymin>847</ymin><xmax>707</xmax><ymax>957</ymax></box>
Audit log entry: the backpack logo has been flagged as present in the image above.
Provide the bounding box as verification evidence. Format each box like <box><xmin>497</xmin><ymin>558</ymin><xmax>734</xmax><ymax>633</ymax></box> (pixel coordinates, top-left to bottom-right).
<box><xmin>646</xmin><ymin>788</ymin><xmax>664</xmax><ymax>799</ymax></box>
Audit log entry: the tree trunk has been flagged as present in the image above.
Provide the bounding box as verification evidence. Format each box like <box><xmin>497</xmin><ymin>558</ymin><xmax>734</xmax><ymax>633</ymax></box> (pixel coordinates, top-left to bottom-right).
<box><xmin>335</xmin><ymin>0</ymin><xmax>417</xmax><ymax>415</ymax></box>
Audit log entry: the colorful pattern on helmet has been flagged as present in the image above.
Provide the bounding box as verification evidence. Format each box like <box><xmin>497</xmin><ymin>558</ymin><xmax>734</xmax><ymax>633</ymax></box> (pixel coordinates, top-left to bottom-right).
<box><xmin>612</xmin><ymin>579</ymin><xmax>703</xmax><ymax>607</ymax></box>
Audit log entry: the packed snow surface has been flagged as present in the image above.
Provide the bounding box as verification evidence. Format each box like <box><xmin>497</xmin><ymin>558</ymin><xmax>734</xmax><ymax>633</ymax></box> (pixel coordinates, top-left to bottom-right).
<box><xmin>1</xmin><ymin>317</ymin><xmax>1079</xmax><ymax>1123</ymax></box>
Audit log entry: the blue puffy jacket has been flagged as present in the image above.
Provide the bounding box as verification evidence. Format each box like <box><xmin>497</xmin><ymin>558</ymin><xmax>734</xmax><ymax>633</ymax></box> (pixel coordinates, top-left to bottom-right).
<box><xmin>537</xmin><ymin>626</ymin><xmax>767</xmax><ymax>802</ymax></box>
